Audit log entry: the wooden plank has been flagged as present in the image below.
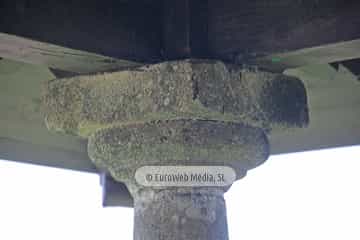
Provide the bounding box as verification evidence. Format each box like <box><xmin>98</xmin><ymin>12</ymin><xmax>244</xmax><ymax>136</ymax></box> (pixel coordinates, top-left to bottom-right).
<box><xmin>162</xmin><ymin>0</ymin><xmax>209</xmax><ymax>59</ymax></box>
<box><xmin>0</xmin><ymin>59</ymin><xmax>93</xmax><ymax>171</ymax></box>
<box><xmin>270</xmin><ymin>106</ymin><xmax>360</xmax><ymax>154</ymax></box>
<box><xmin>0</xmin><ymin>138</ymin><xmax>95</xmax><ymax>173</ymax></box>
<box><xmin>162</xmin><ymin>0</ymin><xmax>191</xmax><ymax>59</ymax></box>
<box><xmin>336</xmin><ymin>59</ymin><xmax>360</xmax><ymax>81</ymax></box>
<box><xmin>208</xmin><ymin>0</ymin><xmax>360</xmax><ymax>63</ymax></box>
<box><xmin>0</xmin><ymin>33</ymin><xmax>140</xmax><ymax>74</ymax></box>
<box><xmin>270</xmin><ymin>63</ymin><xmax>360</xmax><ymax>154</ymax></box>
<box><xmin>255</xmin><ymin>39</ymin><xmax>360</xmax><ymax>72</ymax></box>
<box><xmin>2</xmin><ymin>0</ymin><xmax>359</xmax><ymax>66</ymax></box>
<box><xmin>0</xmin><ymin>0</ymin><xmax>162</xmax><ymax>62</ymax></box>
<box><xmin>189</xmin><ymin>0</ymin><xmax>210</xmax><ymax>58</ymax></box>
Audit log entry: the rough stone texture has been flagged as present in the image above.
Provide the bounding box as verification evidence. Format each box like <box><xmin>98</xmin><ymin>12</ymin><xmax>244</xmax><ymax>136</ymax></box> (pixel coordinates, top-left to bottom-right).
<box><xmin>133</xmin><ymin>187</ymin><xmax>228</xmax><ymax>240</ymax></box>
<box><xmin>88</xmin><ymin>119</ymin><xmax>269</xmax><ymax>184</ymax></box>
<box><xmin>42</xmin><ymin>59</ymin><xmax>308</xmax><ymax>137</ymax></box>
<box><xmin>41</xmin><ymin>59</ymin><xmax>309</xmax><ymax>240</ymax></box>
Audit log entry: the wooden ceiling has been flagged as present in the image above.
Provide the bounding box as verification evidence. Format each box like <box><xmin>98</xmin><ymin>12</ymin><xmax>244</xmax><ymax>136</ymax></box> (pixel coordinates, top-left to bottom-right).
<box><xmin>0</xmin><ymin>0</ymin><xmax>359</xmax><ymax>206</ymax></box>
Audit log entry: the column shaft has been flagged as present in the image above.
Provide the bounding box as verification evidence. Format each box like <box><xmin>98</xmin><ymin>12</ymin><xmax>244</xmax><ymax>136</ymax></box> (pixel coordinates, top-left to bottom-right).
<box><xmin>133</xmin><ymin>188</ymin><xmax>229</xmax><ymax>240</ymax></box>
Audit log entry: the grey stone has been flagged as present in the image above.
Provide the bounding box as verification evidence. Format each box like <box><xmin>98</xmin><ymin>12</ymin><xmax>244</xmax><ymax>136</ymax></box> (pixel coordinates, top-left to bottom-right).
<box><xmin>88</xmin><ymin>119</ymin><xmax>269</xmax><ymax>184</ymax></box>
<box><xmin>43</xmin><ymin>59</ymin><xmax>308</xmax><ymax>137</ymax></box>
<box><xmin>41</xmin><ymin>59</ymin><xmax>309</xmax><ymax>240</ymax></box>
<box><xmin>133</xmin><ymin>187</ymin><xmax>228</xmax><ymax>240</ymax></box>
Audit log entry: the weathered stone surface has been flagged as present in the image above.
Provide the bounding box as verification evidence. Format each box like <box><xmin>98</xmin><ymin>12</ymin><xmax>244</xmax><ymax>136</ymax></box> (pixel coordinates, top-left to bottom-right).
<box><xmin>133</xmin><ymin>187</ymin><xmax>228</xmax><ymax>240</ymax></box>
<box><xmin>43</xmin><ymin>59</ymin><xmax>308</xmax><ymax>137</ymax></box>
<box><xmin>88</xmin><ymin>119</ymin><xmax>269</xmax><ymax>183</ymax></box>
<box><xmin>42</xmin><ymin>59</ymin><xmax>308</xmax><ymax>240</ymax></box>
<box><xmin>41</xmin><ymin>58</ymin><xmax>309</xmax><ymax>240</ymax></box>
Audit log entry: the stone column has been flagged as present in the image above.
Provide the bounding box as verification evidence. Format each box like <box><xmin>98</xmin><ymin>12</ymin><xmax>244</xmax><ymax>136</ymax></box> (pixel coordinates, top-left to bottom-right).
<box><xmin>43</xmin><ymin>59</ymin><xmax>309</xmax><ymax>240</ymax></box>
<box><xmin>87</xmin><ymin>119</ymin><xmax>269</xmax><ymax>240</ymax></box>
<box><xmin>133</xmin><ymin>188</ymin><xmax>228</xmax><ymax>240</ymax></box>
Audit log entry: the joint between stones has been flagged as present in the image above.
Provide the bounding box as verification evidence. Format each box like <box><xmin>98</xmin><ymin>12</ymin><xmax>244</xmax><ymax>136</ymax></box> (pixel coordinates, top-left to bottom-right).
<box><xmin>42</xmin><ymin>59</ymin><xmax>308</xmax><ymax>193</ymax></box>
<box><xmin>41</xmin><ymin>58</ymin><xmax>310</xmax><ymax>240</ymax></box>
<box><xmin>42</xmin><ymin>59</ymin><xmax>309</xmax><ymax>138</ymax></box>
<box><xmin>87</xmin><ymin>119</ymin><xmax>269</xmax><ymax>187</ymax></box>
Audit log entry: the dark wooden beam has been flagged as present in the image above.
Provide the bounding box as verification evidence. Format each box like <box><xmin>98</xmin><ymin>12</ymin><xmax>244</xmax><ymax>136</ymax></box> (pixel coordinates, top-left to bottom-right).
<box><xmin>255</xmin><ymin>39</ymin><xmax>360</xmax><ymax>72</ymax></box>
<box><xmin>162</xmin><ymin>0</ymin><xmax>191</xmax><ymax>59</ymax></box>
<box><xmin>208</xmin><ymin>0</ymin><xmax>360</xmax><ymax>63</ymax></box>
<box><xmin>0</xmin><ymin>33</ymin><xmax>140</xmax><ymax>73</ymax></box>
<box><xmin>2</xmin><ymin>0</ymin><xmax>358</xmax><ymax>66</ymax></box>
<box><xmin>189</xmin><ymin>0</ymin><xmax>209</xmax><ymax>58</ymax></box>
<box><xmin>0</xmin><ymin>0</ymin><xmax>162</xmax><ymax>62</ymax></box>
<box><xmin>162</xmin><ymin>0</ymin><xmax>209</xmax><ymax>60</ymax></box>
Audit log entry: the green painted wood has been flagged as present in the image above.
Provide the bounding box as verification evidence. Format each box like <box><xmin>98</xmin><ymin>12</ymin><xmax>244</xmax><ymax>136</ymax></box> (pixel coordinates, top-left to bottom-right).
<box><xmin>0</xmin><ymin>33</ymin><xmax>140</xmax><ymax>74</ymax></box>
<box><xmin>0</xmin><ymin>59</ymin><xmax>93</xmax><ymax>171</ymax></box>
<box><xmin>256</xmin><ymin>39</ymin><xmax>360</xmax><ymax>72</ymax></box>
<box><xmin>270</xmin><ymin>64</ymin><xmax>360</xmax><ymax>154</ymax></box>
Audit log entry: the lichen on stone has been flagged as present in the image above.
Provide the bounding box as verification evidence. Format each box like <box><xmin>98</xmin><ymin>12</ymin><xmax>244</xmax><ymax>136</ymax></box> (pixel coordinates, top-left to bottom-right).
<box><xmin>42</xmin><ymin>59</ymin><xmax>309</xmax><ymax>138</ymax></box>
<box><xmin>87</xmin><ymin>119</ymin><xmax>269</xmax><ymax>183</ymax></box>
<box><xmin>132</xmin><ymin>187</ymin><xmax>228</xmax><ymax>240</ymax></box>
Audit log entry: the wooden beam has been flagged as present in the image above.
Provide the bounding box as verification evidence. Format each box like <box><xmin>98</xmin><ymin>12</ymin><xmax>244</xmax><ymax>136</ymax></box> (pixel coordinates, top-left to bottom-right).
<box><xmin>336</xmin><ymin>59</ymin><xmax>360</xmax><ymax>81</ymax></box>
<box><xmin>0</xmin><ymin>59</ymin><xmax>94</xmax><ymax>172</ymax></box>
<box><xmin>0</xmin><ymin>138</ymin><xmax>95</xmax><ymax>173</ymax></box>
<box><xmin>162</xmin><ymin>0</ymin><xmax>191</xmax><ymax>59</ymax></box>
<box><xmin>162</xmin><ymin>0</ymin><xmax>209</xmax><ymax>59</ymax></box>
<box><xmin>270</xmin><ymin>63</ymin><xmax>360</xmax><ymax>154</ymax></box>
<box><xmin>0</xmin><ymin>0</ymin><xmax>162</xmax><ymax>62</ymax></box>
<box><xmin>0</xmin><ymin>33</ymin><xmax>140</xmax><ymax>74</ymax></box>
<box><xmin>189</xmin><ymin>0</ymin><xmax>210</xmax><ymax>58</ymax></box>
<box><xmin>255</xmin><ymin>39</ymin><xmax>360</xmax><ymax>72</ymax></box>
<box><xmin>208</xmin><ymin>0</ymin><xmax>360</xmax><ymax>63</ymax></box>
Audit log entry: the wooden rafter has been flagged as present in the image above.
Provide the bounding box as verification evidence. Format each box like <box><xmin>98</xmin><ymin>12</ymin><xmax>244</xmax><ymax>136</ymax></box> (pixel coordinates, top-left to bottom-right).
<box><xmin>255</xmin><ymin>39</ymin><xmax>360</xmax><ymax>72</ymax></box>
<box><xmin>0</xmin><ymin>33</ymin><xmax>140</xmax><ymax>74</ymax></box>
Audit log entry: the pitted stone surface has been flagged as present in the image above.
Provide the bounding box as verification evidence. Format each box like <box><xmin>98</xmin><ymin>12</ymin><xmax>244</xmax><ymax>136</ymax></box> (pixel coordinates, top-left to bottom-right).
<box><xmin>41</xmin><ymin>58</ymin><xmax>310</xmax><ymax>240</ymax></box>
<box><xmin>88</xmin><ymin>119</ymin><xmax>269</xmax><ymax>183</ymax></box>
<box><xmin>43</xmin><ymin>59</ymin><xmax>308</xmax><ymax>137</ymax></box>
<box><xmin>133</xmin><ymin>188</ymin><xmax>228</xmax><ymax>240</ymax></box>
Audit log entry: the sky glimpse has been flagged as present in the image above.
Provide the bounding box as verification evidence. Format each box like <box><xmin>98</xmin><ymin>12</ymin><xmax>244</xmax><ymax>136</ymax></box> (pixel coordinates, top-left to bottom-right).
<box><xmin>0</xmin><ymin>145</ymin><xmax>359</xmax><ymax>240</ymax></box>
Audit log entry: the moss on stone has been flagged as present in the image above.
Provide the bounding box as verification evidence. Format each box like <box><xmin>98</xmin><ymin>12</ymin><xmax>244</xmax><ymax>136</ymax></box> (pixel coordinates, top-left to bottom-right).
<box><xmin>43</xmin><ymin>59</ymin><xmax>308</xmax><ymax>138</ymax></box>
<box><xmin>88</xmin><ymin>119</ymin><xmax>269</xmax><ymax>183</ymax></box>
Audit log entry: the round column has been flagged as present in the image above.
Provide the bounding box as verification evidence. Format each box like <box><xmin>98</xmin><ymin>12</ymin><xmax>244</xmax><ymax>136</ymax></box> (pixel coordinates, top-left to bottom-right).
<box><xmin>133</xmin><ymin>188</ymin><xmax>228</xmax><ymax>240</ymax></box>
